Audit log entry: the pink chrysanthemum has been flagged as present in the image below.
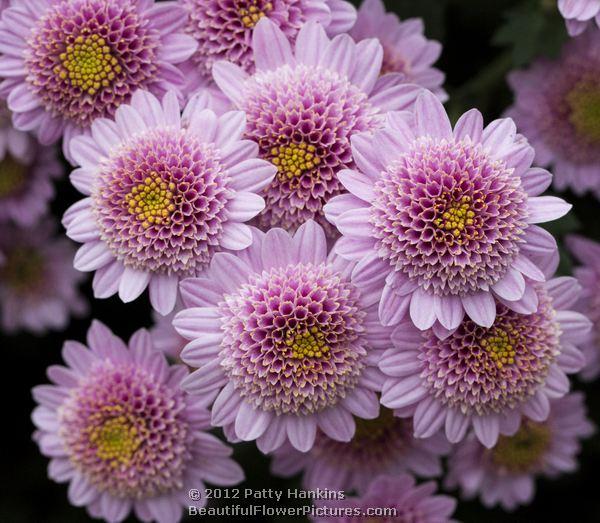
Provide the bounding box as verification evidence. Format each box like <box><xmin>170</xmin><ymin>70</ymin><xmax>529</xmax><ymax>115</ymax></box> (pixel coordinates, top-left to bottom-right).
<box><xmin>0</xmin><ymin>0</ymin><xmax>197</xmax><ymax>150</ymax></box>
<box><xmin>0</xmin><ymin>102</ymin><xmax>62</xmax><ymax>226</ymax></box>
<box><xmin>0</xmin><ymin>222</ymin><xmax>86</xmax><ymax>333</ymax></box>
<box><xmin>325</xmin><ymin>90</ymin><xmax>570</xmax><ymax>332</ymax></box>
<box><xmin>63</xmin><ymin>89</ymin><xmax>276</xmax><ymax>315</ymax></box>
<box><xmin>173</xmin><ymin>221</ymin><xmax>392</xmax><ymax>453</ymax></box>
<box><xmin>350</xmin><ymin>0</ymin><xmax>446</xmax><ymax>101</ymax></box>
<box><xmin>507</xmin><ymin>30</ymin><xmax>600</xmax><ymax>197</ymax></box>
<box><xmin>558</xmin><ymin>0</ymin><xmax>600</xmax><ymax>36</ymax></box>
<box><xmin>313</xmin><ymin>474</ymin><xmax>456</xmax><ymax>523</ymax></box>
<box><xmin>378</xmin><ymin>277</ymin><xmax>589</xmax><ymax>448</ymax></box>
<box><xmin>182</xmin><ymin>0</ymin><xmax>356</xmax><ymax>79</ymax></box>
<box><xmin>446</xmin><ymin>392</ymin><xmax>594</xmax><ymax>510</ymax></box>
<box><xmin>566</xmin><ymin>234</ymin><xmax>600</xmax><ymax>380</ymax></box>
<box><xmin>213</xmin><ymin>18</ymin><xmax>422</xmax><ymax>234</ymax></box>
<box><xmin>32</xmin><ymin>321</ymin><xmax>244</xmax><ymax>523</ymax></box>
<box><xmin>271</xmin><ymin>407</ymin><xmax>450</xmax><ymax>493</ymax></box>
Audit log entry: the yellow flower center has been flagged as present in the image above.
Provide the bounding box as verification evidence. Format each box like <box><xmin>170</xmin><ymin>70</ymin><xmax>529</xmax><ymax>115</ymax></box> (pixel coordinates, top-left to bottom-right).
<box><xmin>0</xmin><ymin>247</ymin><xmax>44</xmax><ymax>292</ymax></box>
<box><xmin>491</xmin><ymin>421</ymin><xmax>551</xmax><ymax>473</ymax></box>
<box><xmin>284</xmin><ymin>326</ymin><xmax>330</xmax><ymax>360</ymax></box>
<box><xmin>567</xmin><ymin>82</ymin><xmax>600</xmax><ymax>144</ymax></box>
<box><xmin>0</xmin><ymin>155</ymin><xmax>26</xmax><ymax>197</ymax></box>
<box><xmin>239</xmin><ymin>1</ymin><xmax>273</xmax><ymax>28</ymax></box>
<box><xmin>270</xmin><ymin>142</ymin><xmax>322</xmax><ymax>182</ymax></box>
<box><xmin>89</xmin><ymin>415</ymin><xmax>142</xmax><ymax>467</ymax></box>
<box><xmin>125</xmin><ymin>174</ymin><xmax>177</xmax><ymax>229</ymax></box>
<box><xmin>352</xmin><ymin>407</ymin><xmax>397</xmax><ymax>444</ymax></box>
<box><xmin>434</xmin><ymin>195</ymin><xmax>476</xmax><ymax>240</ymax></box>
<box><xmin>480</xmin><ymin>327</ymin><xmax>518</xmax><ymax>369</ymax></box>
<box><xmin>56</xmin><ymin>33</ymin><xmax>121</xmax><ymax>96</ymax></box>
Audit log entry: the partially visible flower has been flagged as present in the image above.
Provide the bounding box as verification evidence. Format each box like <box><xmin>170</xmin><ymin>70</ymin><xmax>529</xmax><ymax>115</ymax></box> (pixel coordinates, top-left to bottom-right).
<box><xmin>566</xmin><ymin>234</ymin><xmax>600</xmax><ymax>380</ymax></box>
<box><xmin>379</xmin><ymin>277</ymin><xmax>589</xmax><ymax>448</ymax></box>
<box><xmin>32</xmin><ymin>321</ymin><xmax>244</xmax><ymax>523</ymax></box>
<box><xmin>0</xmin><ymin>0</ymin><xmax>197</xmax><ymax>150</ymax></box>
<box><xmin>446</xmin><ymin>392</ymin><xmax>594</xmax><ymax>511</ymax></box>
<box><xmin>271</xmin><ymin>407</ymin><xmax>450</xmax><ymax>493</ymax></box>
<box><xmin>0</xmin><ymin>103</ymin><xmax>62</xmax><ymax>226</ymax></box>
<box><xmin>182</xmin><ymin>0</ymin><xmax>356</xmax><ymax>79</ymax></box>
<box><xmin>150</xmin><ymin>305</ymin><xmax>187</xmax><ymax>361</ymax></box>
<box><xmin>213</xmin><ymin>18</ymin><xmax>422</xmax><ymax>234</ymax></box>
<box><xmin>0</xmin><ymin>222</ymin><xmax>86</xmax><ymax>333</ymax></box>
<box><xmin>325</xmin><ymin>90</ymin><xmax>569</xmax><ymax>332</ymax></box>
<box><xmin>173</xmin><ymin>221</ymin><xmax>392</xmax><ymax>453</ymax></box>
<box><xmin>63</xmin><ymin>89</ymin><xmax>276</xmax><ymax>315</ymax></box>
<box><xmin>507</xmin><ymin>30</ymin><xmax>600</xmax><ymax>196</ymax></box>
<box><xmin>350</xmin><ymin>0</ymin><xmax>446</xmax><ymax>101</ymax></box>
<box><xmin>558</xmin><ymin>0</ymin><xmax>600</xmax><ymax>36</ymax></box>
<box><xmin>313</xmin><ymin>474</ymin><xmax>456</xmax><ymax>523</ymax></box>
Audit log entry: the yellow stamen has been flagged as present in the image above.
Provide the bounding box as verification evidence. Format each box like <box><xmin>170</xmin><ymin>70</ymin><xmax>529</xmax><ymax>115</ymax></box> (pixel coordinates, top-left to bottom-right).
<box><xmin>125</xmin><ymin>173</ymin><xmax>176</xmax><ymax>229</ymax></box>
<box><xmin>284</xmin><ymin>325</ymin><xmax>330</xmax><ymax>360</ymax></box>
<box><xmin>491</xmin><ymin>421</ymin><xmax>551</xmax><ymax>473</ymax></box>
<box><xmin>239</xmin><ymin>1</ymin><xmax>273</xmax><ymax>28</ymax></box>
<box><xmin>270</xmin><ymin>141</ymin><xmax>322</xmax><ymax>182</ymax></box>
<box><xmin>480</xmin><ymin>326</ymin><xmax>518</xmax><ymax>369</ymax></box>
<box><xmin>433</xmin><ymin>195</ymin><xmax>477</xmax><ymax>244</ymax></box>
<box><xmin>88</xmin><ymin>412</ymin><xmax>142</xmax><ymax>467</ymax></box>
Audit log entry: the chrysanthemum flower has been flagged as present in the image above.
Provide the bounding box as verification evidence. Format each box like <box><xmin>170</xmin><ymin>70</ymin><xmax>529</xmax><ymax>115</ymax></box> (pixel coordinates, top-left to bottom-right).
<box><xmin>32</xmin><ymin>320</ymin><xmax>244</xmax><ymax>523</ymax></box>
<box><xmin>350</xmin><ymin>0</ymin><xmax>446</xmax><ymax>101</ymax></box>
<box><xmin>445</xmin><ymin>392</ymin><xmax>594</xmax><ymax>511</ymax></box>
<box><xmin>379</xmin><ymin>277</ymin><xmax>589</xmax><ymax>448</ymax></box>
<box><xmin>0</xmin><ymin>103</ymin><xmax>62</xmax><ymax>226</ymax></box>
<box><xmin>0</xmin><ymin>0</ymin><xmax>197</xmax><ymax>150</ymax></box>
<box><xmin>63</xmin><ymin>89</ymin><xmax>276</xmax><ymax>315</ymax></box>
<box><xmin>566</xmin><ymin>234</ymin><xmax>600</xmax><ymax>380</ymax></box>
<box><xmin>507</xmin><ymin>30</ymin><xmax>600</xmax><ymax>197</ymax></box>
<box><xmin>182</xmin><ymin>0</ymin><xmax>356</xmax><ymax>79</ymax></box>
<box><xmin>213</xmin><ymin>18</ymin><xmax>422</xmax><ymax>234</ymax></box>
<box><xmin>173</xmin><ymin>221</ymin><xmax>391</xmax><ymax>453</ymax></box>
<box><xmin>558</xmin><ymin>0</ymin><xmax>600</xmax><ymax>36</ymax></box>
<box><xmin>313</xmin><ymin>474</ymin><xmax>456</xmax><ymax>523</ymax></box>
<box><xmin>325</xmin><ymin>90</ymin><xmax>570</xmax><ymax>331</ymax></box>
<box><xmin>271</xmin><ymin>407</ymin><xmax>450</xmax><ymax>493</ymax></box>
<box><xmin>0</xmin><ymin>222</ymin><xmax>86</xmax><ymax>333</ymax></box>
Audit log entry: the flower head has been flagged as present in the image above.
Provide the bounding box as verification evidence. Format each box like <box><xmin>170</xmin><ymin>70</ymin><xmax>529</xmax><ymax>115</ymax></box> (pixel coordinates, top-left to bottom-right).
<box><xmin>173</xmin><ymin>221</ymin><xmax>392</xmax><ymax>453</ymax></box>
<box><xmin>271</xmin><ymin>407</ymin><xmax>450</xmax><ymax>493</ymax></box>
<box><xmin>446</xmin><ymin>393</ymin><xmax>594</xmax><ymax>510</ymax></box>
<box><xmin>182</xmin><ymin>0</ymin><xmax>357</xmax><ymax>78</ymax></box>
<box><xmin>558</xmin><ymin>0</ymin><xmax>600</xmax><ymax>36</ymax></box>
<box><xmin>325</xmin><ymin>90</ymin><xmax>570</xmax><ymax>331</ymax></box>
<box><xmin>0</xmin><ymin>103</ymin><xmax>62</xmax><ymax>226</ymax></box>
<box><xmin>507</xmin><ymin>30</ymin><xmax>600</xmax><ymax>197</ymax></box>
<box><xmin>32</xmin><ymin>320</ymin><xmax>243</xmax><ymax>523</ymax></box>
<box><xmin>0</xmin><ymin>0</ymin><xmax>197</xmax><ymax>147</ymax></box>
<box><xmin>379</xmin><ymin>277</ymin><xmax>589</xmax><ymax>448</ymax></box>
<box><xmin>350</xmin><ymin>0</ymin><xmax>446</xmax><ymax>100</ymax></box>
<box><xmin>213</xmin><ymin>18</ymin><xmax>422</xmax><ymax>234</ymax></box>
<box><xmin>566</xmin><ymin>234</ymin><xmax>600</xmax><ymax>380</ymax></box>
<box><xmin>0</xmin><ymin>221</ymin><xmax>86</xmax><ymax>333</ymax></box>
<box><xmin>63</xmin><ymin>89</ymin><xmax>276</xmax><ymax>314</ymax></box>
<box><xmin>313</xmin><ymin>474</ymin><xmax>456</xmax><ymax>523</ymax></box>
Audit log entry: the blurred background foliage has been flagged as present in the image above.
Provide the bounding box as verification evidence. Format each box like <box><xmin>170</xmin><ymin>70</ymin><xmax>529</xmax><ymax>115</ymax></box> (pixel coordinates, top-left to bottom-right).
<box><xmin>1</xmin><ymin>0</ymin><xmax>599</xmax><ymax>522</ymax></box>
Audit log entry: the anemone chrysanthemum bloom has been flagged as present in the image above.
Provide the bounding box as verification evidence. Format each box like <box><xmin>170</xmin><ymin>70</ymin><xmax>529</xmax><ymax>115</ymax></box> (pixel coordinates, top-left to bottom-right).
<box><xmin>212</xmin><ymin>18</ymin><xmax>422</xmax><ymax>234</ymax></box>
<box><xmin>313</xmin><ymin>474</ymin><xmax>456</xmax><ymax>523</ymax></box>
<box><xmin>173</xmin><ymin>221</ymin><xmax>392</xmax><ymax>453</ymax></box>
<box><xmin>32</xmin><ymin>321</ymin><xmax>244</xmax><ymax>523</ymax></box>
<box><xmin>507</xmin><ymin>30</ymin><xmax>600</xmax><ymax>197</ymax></box>
<box><xmin>378</xmin><ymin>276</ymin><xmax>590</xmax><ymax>448</ymax></box>
<box><xmin>271</xmin><ymin>407</ymin><xmax>450</xmax><ymax>493</ymax></box>
<box><xmin>0</xmin><ymin>0</ymin><xmax>197</xmax><ymax>152</ymax></box>
<box><xmin>63</xmin><ymin>89</ymin><xmax>276</xmax><ymax>315</ymax></box>
<box><xmin>0</xmin><ymin>103</ymin><xmax>62</xmax><ymax>226</ymax></box>
<box><xmin>566</xmin><ymin>234</ymin><xmax>600</xmax><ymax>380</ymax></box>
<box><xmin>349</xmin><ymin>0</ymin><xmax>446</xmax><ymax>101</ymax></box>
<box><xmin>325</xmin><ymin>90</ymin><xmax>570</xmax><ymax>331</ymax></box>
<box><xmin>446</xmin><ymin>392</ymin><xmax>594</xmax><ymax>511</ymax></box>
<box><xmin>182</xmin><ymin>0</ymin><xmax>357</xmax><ymax>79</ymax></box>
<box><xmin>558</xmin><ymin>0</ymin><xmax>600</xmax><ymax>36</ymax></box>
<box><xmin>0</xmin><ymin>222</ymin><xmax>86</xmax><ymax>333</ymax></box>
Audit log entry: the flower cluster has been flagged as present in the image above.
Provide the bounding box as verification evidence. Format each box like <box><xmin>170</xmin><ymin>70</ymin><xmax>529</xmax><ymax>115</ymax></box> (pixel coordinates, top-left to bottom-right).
<box><xmin>0</xmin><ymin>0</ymin><xmax>597</xmax><ymax>521</ymax></box>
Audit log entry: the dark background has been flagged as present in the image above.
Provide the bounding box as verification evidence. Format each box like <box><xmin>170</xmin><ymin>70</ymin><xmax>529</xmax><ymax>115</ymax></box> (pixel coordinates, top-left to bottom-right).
<box><xmin>2</xmin><ymin>0</ymin><xmax>600</xmax><ymax>521</ymax></box>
